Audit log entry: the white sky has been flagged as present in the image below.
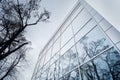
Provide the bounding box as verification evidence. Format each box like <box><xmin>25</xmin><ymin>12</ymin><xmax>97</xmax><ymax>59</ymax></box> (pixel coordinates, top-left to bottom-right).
<box><xmin>23</xmin><ymin>0</ymin><xmax>120</xmax><ymax>80</ymax></box>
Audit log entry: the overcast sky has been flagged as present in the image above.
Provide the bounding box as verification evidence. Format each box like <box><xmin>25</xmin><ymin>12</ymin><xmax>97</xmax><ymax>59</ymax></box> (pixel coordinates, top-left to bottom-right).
<box><xmin>23</xmin><ymin>0</ymin><xmax>120</xmax><ymax>80</ymax></box>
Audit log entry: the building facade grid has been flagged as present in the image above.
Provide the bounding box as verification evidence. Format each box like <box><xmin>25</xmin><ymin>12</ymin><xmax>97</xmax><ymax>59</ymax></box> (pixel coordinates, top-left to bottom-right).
<box><xmin>32</xmin><ymin>0</ymin><xmax>120</xmax><ymax>80</ymax></box>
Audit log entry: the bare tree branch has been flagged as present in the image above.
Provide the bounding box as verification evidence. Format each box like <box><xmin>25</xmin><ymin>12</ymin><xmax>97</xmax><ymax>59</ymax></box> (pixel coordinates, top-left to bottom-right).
<box><xmin>0</xmin><ymin>42</ymin><xmax>28</xmax><ymax>61</ymax></box>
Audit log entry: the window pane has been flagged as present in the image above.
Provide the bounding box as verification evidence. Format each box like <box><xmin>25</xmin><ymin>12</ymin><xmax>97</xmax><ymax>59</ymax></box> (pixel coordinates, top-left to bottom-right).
<box><xmin>76</xmin><ymin>26</ymin><xmax>112</xmax><ymax>64</ymax></box>
<box><xmin>99</xmin><ymin>19</ymin><xmax>112</xmax><ymax>31</ymax></box>
<box><xmin>90</xmin><ymin>8</ymin><xmax>97</xmax><ymax>16</ymax></box>
<box><xmin>48</xmin><ymin>64</ymin><xmax>55</xmax><ymax>80</ymax></box>
<box><xmin>60</xmin><ymin>68</ymin><xmax>80</xmax><ymax>80</ymax></box>
<box><xmin>48</xmin><ymin>62</ymin><xmax>60</xmax><ymax>80</ymax></box>
<box><xmin>52</xmin><ymin>37</ymin><xmax>60</xmax><ymax>57</ymax></box>
<box><xmin>59</xmin><ymin>51</ymin><xmax>71</xmax><ymax>76</ymax></box>
<box><xmin>75</xmin><ymin>19</ymin><xmax>97</xmax><ymax>43</ymax></box>
<box><xmin>83</xmin><ymin>1</ymin><xmax>93</xmax><ymax>12</ymax></box>
<box><xmin>93</xmin><ymin>11</ymin><xmax>103</xmax><ymax>23</ymax></box>
<box><xmin>106</xmin><ymin>27</ymin><xmax>120</xmax><ymax>44</ymax></box>
<box><xmin>61</xmin><ymin>16</ymin><xmax>72</xmax><ymax>33</ymax></box>
<box><xmin>54</xmin><ymin>60</ymin><xmax>60</xmax><ymax>79</ymax></box>
<box><xmin>80</xmin><ymin>47</ymin><xmax>120</xmax><ymax>80</ymax></box>
<box><xmin>50</xmin><ymin>53</ymin><xmax>59</xmax><ymax>65</ymax></box>
<box><xmin>116</xmin><ymin>42</ymin><xmax>120</xmax><ymax>51</ymax></box>
<box><xmin>40</xmin><ymin>69</ymin><xmax>48</xmax><ymax>80</ymax></box>
<box><xmin>45</xmin><ymin>48</ymin><xmax>52</xmax><ymax>64</ymax></box>
<box><xmin>60</xmin><ymin>38</ymin><xmax>74</xmax><ymax>55</ymax></box>
<box><xmin>38</xmin><ymin>62</ymin><xmax>50</xmax><ymax>79</ymax></box>
<box><xmin>69</xmin><ymin>46</ymin><xmax>79</xmax><ymax>70</ymax></box>
<box><xmin>61</xmin><ymin>25</ymin><xmax>73</xmax><ymax>47</ymax></box>
<box><xmin>70</xmin><ymin>4</ymin><xmax>84</xmax><ymax>21</ymax></box>
<box><xmin>72</xmin><ymin>9</ymin><xmax>91</xmax><ymax>34</ymax></box>
<box><xmin>69</xmin><ymin>68</ymin><xmax>80</xmax><ymax>80</ymax></box>
<box><xmin>59</xmin><ymin>46</ymin><xmax>79</xmax><ymax>78</ymax></box>
<box><xmin>59</xmin><ymin>58</ymin><xmax>63</xmax><ymax>78</ymax></box>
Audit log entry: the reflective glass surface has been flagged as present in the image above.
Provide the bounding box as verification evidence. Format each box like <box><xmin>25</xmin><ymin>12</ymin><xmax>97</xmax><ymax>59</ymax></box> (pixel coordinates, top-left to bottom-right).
<box><xmin>80</xmin><ymin>47</ymin><xmax>120</xmax><ymax>80</ymax></box>
<box><xmin>76</xmin><ymin>26</ymin><xmax>112</xmax><ymax>64</ymax></box>
<box><xmin>31</xmin><ymin>1</ymin><xmax>120</xmax><ymax>80</ymax></box>
<box><xmin>61</xmin><ymin>25</ymin><xmax>73</xmax><ymax>47</ymax></box>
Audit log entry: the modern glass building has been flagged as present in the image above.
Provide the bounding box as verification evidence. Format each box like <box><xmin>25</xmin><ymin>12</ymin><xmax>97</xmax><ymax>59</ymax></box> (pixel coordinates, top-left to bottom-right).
<box><xmin>31</xmin><ymin>0</ymin><xmax>120</xmax><ymax>80</ymax></box>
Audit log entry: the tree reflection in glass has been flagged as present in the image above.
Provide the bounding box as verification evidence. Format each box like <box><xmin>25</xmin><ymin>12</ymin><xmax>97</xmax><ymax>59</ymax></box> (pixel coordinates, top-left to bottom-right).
<box><xmin>80</xmin><ymin>48</ymin><xmax>120</xmax><ymax>80</ymax></box>
<box><xmin>76</xmin><ymin>26</ymin><xmax>111</xmax><ymax>64</ymax></box>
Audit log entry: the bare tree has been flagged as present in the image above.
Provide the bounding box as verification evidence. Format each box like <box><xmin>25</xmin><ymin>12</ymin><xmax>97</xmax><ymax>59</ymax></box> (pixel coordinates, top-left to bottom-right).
<box><xmin>0</xmin><ymin>0</ymin><xmax>50</xmax><ymax>60</ymax></box>
<box><xmin>0</xmin><ymin>0</ymin><xmax>50</xmax><ymax>79</ymax></box>
<box><xmin>0</xmin><ymin>47</ymin><xmax>27</xmax><ymax>80</ymax></box>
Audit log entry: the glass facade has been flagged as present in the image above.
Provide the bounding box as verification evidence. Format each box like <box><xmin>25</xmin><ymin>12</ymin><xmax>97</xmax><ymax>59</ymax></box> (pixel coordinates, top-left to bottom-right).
<box><xmin>32</xmin><ymin>0</ymin><xmax>120</xmax><ymax>80</ymax></box>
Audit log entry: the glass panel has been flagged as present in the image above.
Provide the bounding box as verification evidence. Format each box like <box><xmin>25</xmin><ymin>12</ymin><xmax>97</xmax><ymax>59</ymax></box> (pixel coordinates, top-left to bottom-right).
<box><xmin>76</xmin><ymin>26</ymin><xmax>112</xmax><ymax>64</ymax></box>
<box><xmin>60</xmin><ymin>68</ymin><xmax>80</xmax><ymax>80</ymax></box>
<box><xmin>40</xmin><ymin>69</ymin><xmax>48</xmax><ymax>80</ymax></box>
<box><xmin>60</xmin><ymin>38</ymin><xmax>74</xmax><ymax>55</ymax></box>
<box><xmin>106</xmin><ymin>27</ymin><xmax>120</xmax><ymax>44</ymax></box>
<box><xmin>70</xmin><ymin>4</ymin><xmax>84</xmax><ymax>22</ymax></box>
<box><xmin>69</xmin><ymin>68</ymin><xmax>80</xmax><ymax>80</ymax></box>
<box><xmin>34</xmin><ymin>67</ymin><xmax>42</xmax><ymax>79</ymax></box>
<box><xmin>93</xmin><ymin>12</ymin><xmax>103</xmax><ymax>23</ymax></box>
<box><xmin>99</xmin><ymin>19</ymin><xmax>112</xmax><ymax>31</ymax></box>
<box><xmin>75</xmin><ymin>19</ymin><xmax>97</xmax><ymax>43</ymax></box>
<box><xmin>48</xmin><ymin>62</ymin><xmax>59</xmax><ymax>80</ymax></box>
<box><xmin>72</xmin><ymin>9</ymin><xmax>91</xmax><ymax>34</ymax></box>
<box><xmin>59</xmin><ymin>51</ymin><xmax>71</xmax><ymax>76</ymax></box>
<box><xmin>44</xmin><ymin>62</ymin><xmax>50</xmax><ymax>71</ymax></box>
<box><xmin>50</xmin><ymin>52</ymin><xmax>59</xmax><ymax>65</ymax></box>
<box><xmin>34</xmin><ymin>72</ymin><xmax>40</xmax><ymax>80</ymax></box>
<box><xmin>45</xmin><ymin>47</ymin><xmax>52</xmax><ymax>64</ymax></box>
<box><xmin>52</xmin><ymin>37</ymin><xmax>60</xmax><ymax>57</ymax></box>
<box><xmin>90</xmin><ymin>8</ymin><xmax>97</xmax><ymax>16</ymax></box>
<box><xmin>80</xmin><ymin>47</ymin><xmax>120</xmax><ymax>80</ymax></box>
<box><xmin>54</xmin><ymin>60</ymin><xmax>60</xmax><ymax>79</ymax></box>
<box><xmin>59</xmin><ymin>46</ymin><xmax>78</xmax><ymax>77</ymax></box>
<box><xmin>59</xmin><ymin>58</ymin><xmax>63</xmax><ymax>78</ymax></box>
<box><xmin>38</xmin><ymin>62</ymin><xmax>49</xmax><ymax>79</ymax></box>
<box><xmin>116</xmin><ymin>42</ymin><xmax>120</xmax><ymax>51</ymax></box>
<box><xmin>61</xmin><ymin>25</ymin><xmax>73</xmax><ymax>47</ymax></box>
<box><xmin>48</xmin><ymin>63</ymin><xmax>55</xmax><ymax>80</ymax></box>
<box><xmin>69</xmin><ymin>46</ymin><xmax>79</xmax><ymax>70</ymax></box>
<box><xmin>61</xmin><ymin>16</ymin><xmax>72</xmax><ymax>33</ymax></box>
<box><xmin>84</xmin><ymin>2</ymin><xmax>93</xmax><ymax>12</ymax></box>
